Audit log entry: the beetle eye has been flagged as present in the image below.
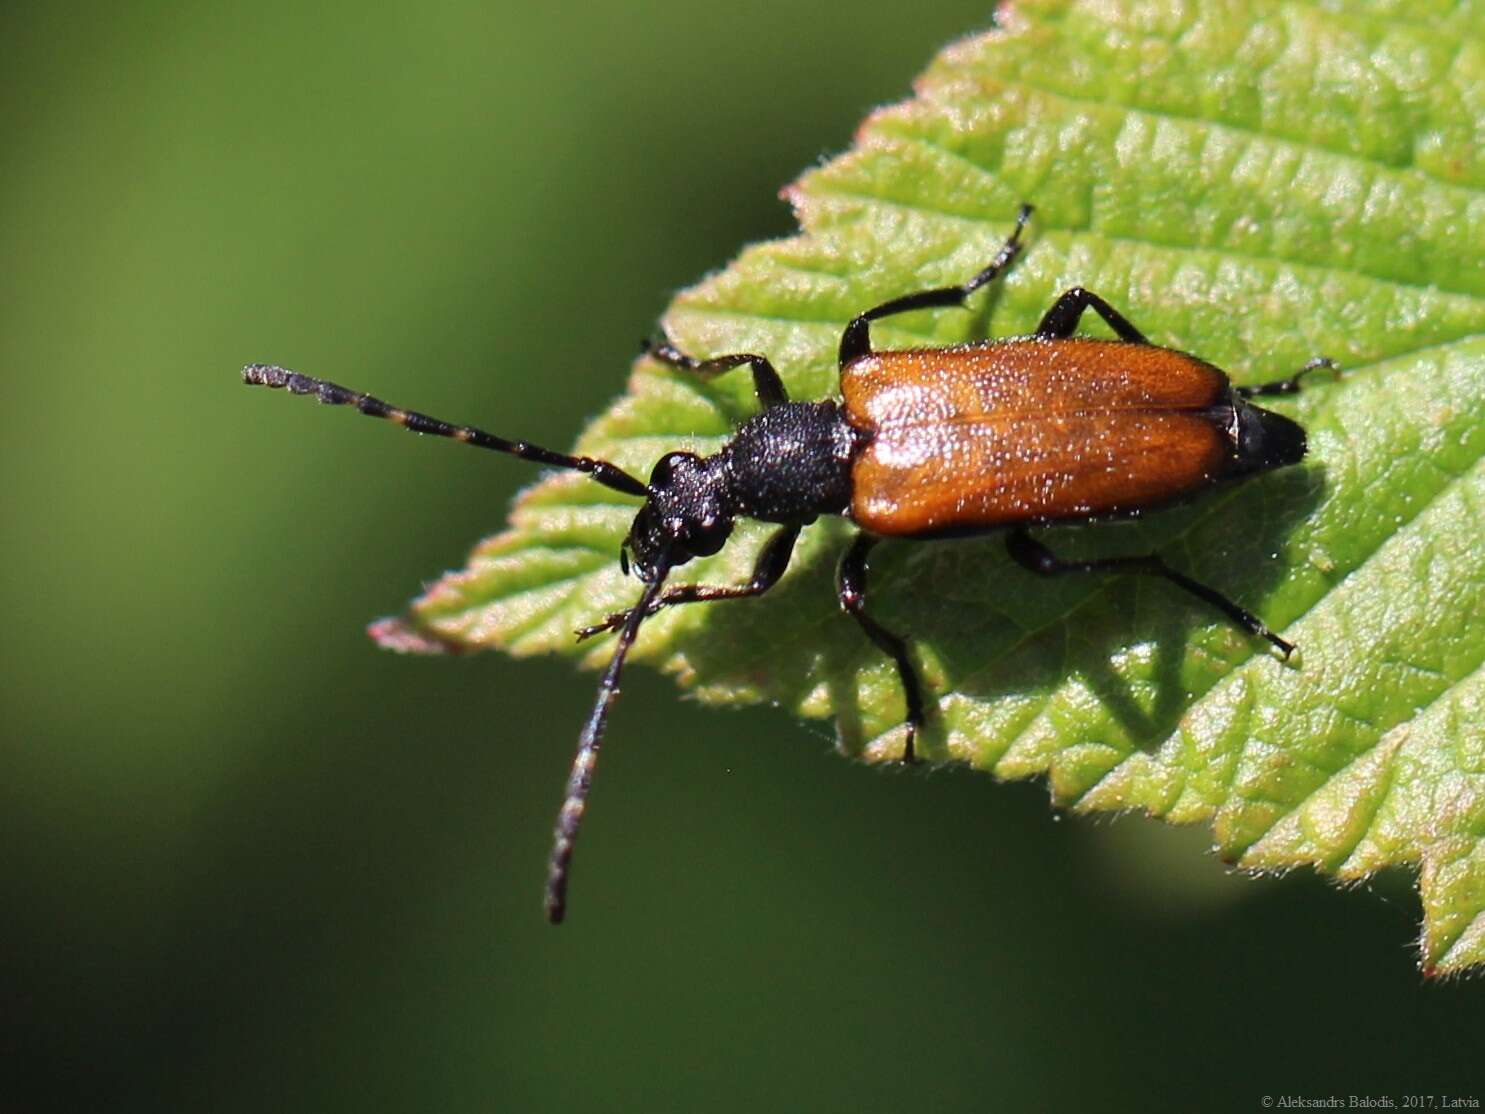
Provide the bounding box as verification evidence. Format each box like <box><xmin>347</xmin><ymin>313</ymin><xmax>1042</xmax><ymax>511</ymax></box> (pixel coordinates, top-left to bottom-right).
<box><xmin>650</xmin><ymin>450</ymin><xmax>701</xmax><ymax>489</ymax></box>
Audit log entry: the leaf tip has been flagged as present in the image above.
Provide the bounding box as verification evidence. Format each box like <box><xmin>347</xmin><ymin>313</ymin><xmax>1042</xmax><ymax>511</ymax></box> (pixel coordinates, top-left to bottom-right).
<box><xmin>368</xmin><ymin>614</ymin><xmax>466</xmax><ymax>656</ymax></box>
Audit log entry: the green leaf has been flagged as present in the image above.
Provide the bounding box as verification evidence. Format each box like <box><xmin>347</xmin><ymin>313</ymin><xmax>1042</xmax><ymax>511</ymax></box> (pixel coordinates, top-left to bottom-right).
<box><xmin>374</xmin><ymin>0</ymin><xmax>1485</xmax><ymax>974</ymax></box>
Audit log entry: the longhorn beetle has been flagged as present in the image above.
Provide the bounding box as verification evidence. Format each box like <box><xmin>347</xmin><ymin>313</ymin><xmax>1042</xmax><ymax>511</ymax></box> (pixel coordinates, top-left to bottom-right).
<box><xmin>242</xmin><ymin>203</ymin><xmax>1336</xmax><ymax>923</ymax></box>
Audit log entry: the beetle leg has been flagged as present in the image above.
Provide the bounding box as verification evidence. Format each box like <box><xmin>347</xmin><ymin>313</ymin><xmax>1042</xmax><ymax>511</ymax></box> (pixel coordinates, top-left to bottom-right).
<box><xmin>575</xmin><ymin>524</ymin><xmax>802</xmax><ymax>640</ymax></box>
<box><xmin>1237</xmin><ymin>356</ymin><xmax>1339</xmax><ymax>398</ymax></box>
<box><xmin>1033</xmin><ymin>287</ymin><xmax>1150</xmax><ymax>344</ymax></box>
<box><xmin>1005</xmin><ymin>529</ymin><xmax>1295</xmax><ymax>659</ymax></box>
<box><xmin>838</xmin><ymin>203</ymin><xmax>1034</xmax><ymax>367</ymax></box>
<box><xmin>837</xmin><ymin>534</ymin><xmax>925</xmax><ymax>763</ymax></box>
<box><xmin>643</xmin><ymin>334</ymin><xmax>788</xmax><ymax>409</ymax></box>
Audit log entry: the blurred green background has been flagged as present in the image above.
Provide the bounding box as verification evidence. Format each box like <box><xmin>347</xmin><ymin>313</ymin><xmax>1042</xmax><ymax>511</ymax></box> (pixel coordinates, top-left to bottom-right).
<box><xmin>3</xmin><ymin>2</ymin><xmax>1481</xmax><ymax>1110</ymax></box>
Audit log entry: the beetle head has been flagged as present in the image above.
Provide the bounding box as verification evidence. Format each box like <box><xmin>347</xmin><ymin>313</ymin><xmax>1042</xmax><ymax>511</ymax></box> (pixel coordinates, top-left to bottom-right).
<box><xmin>621</xmin><ymin>451</ymin><xmax>734</xmax><ymax>581</ymax></box>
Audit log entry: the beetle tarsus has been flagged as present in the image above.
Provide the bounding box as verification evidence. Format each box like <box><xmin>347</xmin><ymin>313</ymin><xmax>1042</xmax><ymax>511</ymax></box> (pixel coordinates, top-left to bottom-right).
<box><xmin>1006</xmin><ymin>529</ymin><xmax>1295</xmax><ymax>661</ymax></box>
<box><xmin>574</xmin><ymin>525</ymin><xmax>804</xmax><ymax>642</ymax></box>
<box><xmin>644</xmin><ymin>332</ymin><xmax>788</xmax><ymax>409</ymax></box>
<box><xmin>901</xmin><ymin>720</ymin><xmax>921</xmax><ymax>766</ymax></box>
<box><xmin>1238</xmin><ymin>356</ymin><xmax>1340</xmax><ymax>398</ymax></box>
<box><xmin>838</xmin><ymin>204</ymin><xmax>1033</xmax><ymax>367</ymax></box>
<box><xmin>575</xmin><ymin>614</ymin><xmax>627</xmax><ymax>642</ymax></box>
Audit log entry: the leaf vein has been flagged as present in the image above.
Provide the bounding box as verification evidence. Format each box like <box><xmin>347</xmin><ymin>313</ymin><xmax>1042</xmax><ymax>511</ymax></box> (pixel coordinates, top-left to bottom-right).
<box><xmin>975</xmin><ymin>11</ymin><xmax>1482</xmax><ymax>192</ymax></box>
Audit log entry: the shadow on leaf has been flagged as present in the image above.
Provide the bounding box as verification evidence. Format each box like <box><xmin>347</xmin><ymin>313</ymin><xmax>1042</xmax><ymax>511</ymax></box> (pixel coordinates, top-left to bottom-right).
<box><xmin>660</xmin><ymin>459</ymin><xmax>1327</xmax><ymax>776</ymax></box>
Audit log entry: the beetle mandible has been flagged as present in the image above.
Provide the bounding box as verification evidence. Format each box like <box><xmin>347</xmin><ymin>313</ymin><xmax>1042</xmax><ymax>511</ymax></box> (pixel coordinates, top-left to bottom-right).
<box><xmin>242</xmin><ymin>203</ymin><xmax>1337</xmax><ymax>922</ymax></box>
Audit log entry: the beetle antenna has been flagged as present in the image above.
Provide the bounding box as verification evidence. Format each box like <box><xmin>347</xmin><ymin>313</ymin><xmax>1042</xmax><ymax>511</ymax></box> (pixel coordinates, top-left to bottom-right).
<box><xmin>241</xmin><ymin>364</ymin><xmax>649</xmax><ymax>497</ymax></box>
<box><xmin>545</xmin><ymin>557</ymin><xmax>672</xmax><ymax>923</ymax></box>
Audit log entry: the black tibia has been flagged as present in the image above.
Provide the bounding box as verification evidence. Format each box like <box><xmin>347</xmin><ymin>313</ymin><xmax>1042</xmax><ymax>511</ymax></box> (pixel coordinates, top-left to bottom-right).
<box><xmin>1005</xmin><ymin>529</ymin><xmax>1295</xmax><ymax>659</ymax></box>
<box><xmin>576</xmin><ymin>524</ymin><xmax>802</xmax><ymax>641</ymax></box>
<box><xmin>837</xmin><ymin>534</ymin><xmax>926</xmax><ymax>763</ymax></box>
<box><xmin>1237</xmin><ymin>356</ymin><xmax>1339</xmax><ymax>398</ymax></box>
<box><xmin>241</xmin><ymin>364</ymin><xmax>648</xmax><ymax>498</ymax></box>
<box><xmin>644</xmin><ymin>335</ymin><xmax>788</xmax><ymax>409</ymax></box>
<box><xmin>838</xmin><ymin>203</ymin><xmax>1034</xmax><ymax>367</ymax></box>
<box><xmin>1033</xmin><ymin>287</ymin><xmax>1150</xmax><ymax>344</ymax></box>
<box><xmin>547</xmin><ymin>563</ymin><xmax>671</xmax><ymax>925</ymax></box>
